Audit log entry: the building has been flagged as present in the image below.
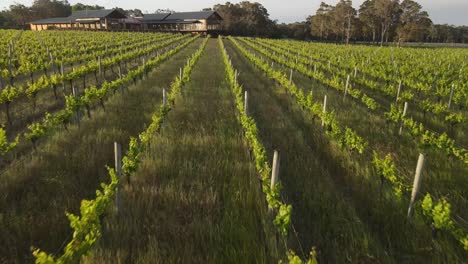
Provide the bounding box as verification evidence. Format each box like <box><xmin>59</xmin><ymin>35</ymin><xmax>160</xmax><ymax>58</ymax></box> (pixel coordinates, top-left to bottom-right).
<box><xmin>142</xmin><ymin>11</ymin><xmax>223</xmax><ymax>33</ymax></box>
<box><xmin>30</xmin><ymin>9</ymin><xmax>223</xmax><ymax>33</ymax></box>
<box><xmin>30</xmin><ymin>9</ymin><xmax>127</xmax><ymax>31</ymax></box>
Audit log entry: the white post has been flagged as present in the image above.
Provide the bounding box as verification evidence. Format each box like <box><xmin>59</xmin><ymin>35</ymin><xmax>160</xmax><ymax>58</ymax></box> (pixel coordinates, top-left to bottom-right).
<box><xmin>354</xmin><ymin>66</ymin><xmax>357</xmax><ymax>78</ymax></box>
<box><xmin>396</xmin><ymin>80</ymin><xmax>402</xmax><ymax>103</ymax></box>
<box><xmin>49</xmin><ymin>52</ymin><xmax>55</xmax><ymax>70</ymax></box>
<box><xmin>289</xmin><ymin>69</ymin><xmax>293</xmax><ymax>85</ymax></box>
<box><xmin>235</xmin><ymin>69</ymin><xmax>238</xmax><ymax>84</ymax></box>
<box><xmin>8</xmin><ymin>44</ymin><xmax>12</xmax><ymax>75</ymax></box>
<box><xmin>322</xmin><ymin>95</ymin><xmax>327</xmax><ymax>128</ymax></box>
<box><xmin>270</xmin><ymin>150</ymin><xmax>280</xmax><ymax>190</ymax></box>
<box><xmin>399</xmin><ymin>102</ymin><xmax>408</xmax><ymax>135</ymax></box>
<box><xmin>114</xmin><ymin>142</ymin><xmax>122</xmax><ymax>214</ymax></box>
<box><xmin>448</xmin><ymin>84</ymin><xmax>454</xmax><ymax>110</ymax></box>
<box><xmin>344</xmin><ymin>74</ymin><xmax>350</xmax><ymax>98</ymax></box>
<box><xmin>407</xmin><ymin>153</ymin><xmax>425</xmax><ymax>219</ymax></box>
<box><xmin>61</xmin><ymin>62</ymin><xmax>65</xmax><ymax>91</ymax></box>
<box><xmin>244</xmin><ymin>90</ymin><xmax>248</xmax><ymax>115</ymax></box>
<box><xmin>179</xmin><ymin>67</ymin><xmax>182</xmax><ymax>81</ymax></box>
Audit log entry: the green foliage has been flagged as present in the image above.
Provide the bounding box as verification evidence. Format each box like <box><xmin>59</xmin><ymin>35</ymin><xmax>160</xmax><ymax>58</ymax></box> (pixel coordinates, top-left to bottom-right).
<box><xmin>421</xmin><ymin>194</ymin><xmax>467</xmax><ymax>251</ymax></box>
<box><xmin>122</xmin><ymin>137</ymin><xmax>143</xmax><ymax>177</ymax></box>
<box><xmin>24</xmin><ymin>122</ymin><xmax>46</xmax><ymax>143</ymax></box>
<box><xmin>372</xmin><ymin>151</ymin><xmax>409</xmax><ymax>198</ymax></box>
<box><xmin>445</xmin><ymin>113</ymin><xmax>463</xmax><ymax>126</ymax></box>
<box><xmin>0</xmin><ymin>128</ymin><xmax>19</xmax><ymax>154</ymax></box>
<box><xmin>281</xmin><ymin>249</ymin><xmax>318</xmax><ymax>264</ymax></box>
<box><xmin>32</xmin><ymin>35</ymin><xmax>206</xmax><ymax>263</ymax></box>
<box><xmin>384</xmin><ymin>104</ymin><xmax>403</xmax><ymax>123</ymax></box>
<box><xmin>220</xmin><ymin>37</ymin><xmax>293</xmax><ymax>236</ymax></box>
<box><xmin>33</xmin><ymin>166</ymin><xmax>119</xmax><ymax>263</ymax></box>
<box><xmin>342</xmin><ymin>128</ymin><xmax>368</xmax><ymax>154</ymax></box>
<box><xmin>361</xmin><ymin>94</ymin><xmax>378</xmax><ymax>110</ymax></box>
<box><xmin>0</xmin><ymin>85</ymin><xmax>22</xmax><ymax>104</ymax></box>
<box><xmin>26</xmin><ymin>75</ymin><xmax>49</xmax><ymax>98</ymax></box>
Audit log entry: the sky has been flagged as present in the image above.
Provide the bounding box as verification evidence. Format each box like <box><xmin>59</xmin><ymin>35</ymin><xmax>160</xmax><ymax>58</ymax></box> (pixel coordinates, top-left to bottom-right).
<box><xmin>1</xmin><ymin>0</ymin><xmax>467</xmax><ymax>26</ymax></box>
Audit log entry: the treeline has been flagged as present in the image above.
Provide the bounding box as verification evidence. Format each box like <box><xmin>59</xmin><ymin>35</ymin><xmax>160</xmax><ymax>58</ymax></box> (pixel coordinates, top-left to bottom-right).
<box><xmin>306</xmin><ymin>0</ymin><xmax>468</xmax><ymax>45</ymax></box>
<box><xmin>1</xmin><ymin>0</ymin><xmax>466</xmax><ymax>44</ymax></box>
<box><xmin>0</xmin><ymin>0</ymin><xmax>143</xmax><ymax>27</ymax></box>
<box><xmin>213</xmin><ymin>1</ymin><xmax>467</xmax><ymax>44</ymax></box>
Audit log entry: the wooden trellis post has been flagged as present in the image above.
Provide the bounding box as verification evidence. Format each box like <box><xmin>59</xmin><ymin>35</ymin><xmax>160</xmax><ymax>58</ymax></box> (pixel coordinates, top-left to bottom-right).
<box><xmin>98</xmin><ymin>56</ymin><xmax>102</xmax><ymax>77</ymax></box>
<box><xmin>399</xmin><ymin>102</ymin><xmax>408</xmax><ymax>135</ymax></box>
<box><xmin>396</xmin><ymin>80</ymin><xmax>402</xmax><ymax>103</ymax></box>
<box><xmin>114</xmin><ymin>142</ymin><xmax>122</xmax><ymax>214</ymax></box>
<box><xmin>447</xmin><ymin>84</ymin><xmax>454</xmax><ymax>110</ymax></box>
<box><xmin>407</xmin><ymin>153</ymin><xmax>425</xmax><ymax>219</ymax></box>
<box><xmin>344</xmin><ymin>74</ymin><xmax>350</xmax><ymax>98</ymax></box>
<box><xmin>244</xmin><ymin>91</ymin><xmax>248</xmax><ymax>115</ymax></box>
<box><xmin>235</xmin><ymin>69</ymin><xmax>238</xmax><ymax>84</ymax></box>
<box><xmin>60</xmin><ymin>62</ymin><xmax>65</xmax><ymax>91</ymax></box>
<box><xmin>322</xmin><ymin>95</ymin><xmax>327</xmax><ymax>128</ymax></box>
<box><xmin>289</xmin><ymin>69</ymin><xmax>293</xmax><ymax>85</ymax></box>
<box><xmin>270</xmin><ymin>150</ymin><xmax>280</xmax><ymax>197</ymax></box>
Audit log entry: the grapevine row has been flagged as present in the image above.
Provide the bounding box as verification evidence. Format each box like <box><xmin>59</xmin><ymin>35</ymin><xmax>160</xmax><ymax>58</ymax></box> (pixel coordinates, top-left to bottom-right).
<box><xmin>230</xmin><ymin>37</ymin><xmax>468</xmax><ymax>251</ymax></box>
<box><xmin>1</xmin><ymin>35</ymin><xmax>197</xmax><ymax>155</ymax></box>
<box><xmin>237</xmin><ymin>38</ymin><xmax>467</xmax><ymax>163</ymax></box>
<box><xmin>32</xmin><ymin>35</ymin><xmax>209</xmax><ymax>264</ymax></box>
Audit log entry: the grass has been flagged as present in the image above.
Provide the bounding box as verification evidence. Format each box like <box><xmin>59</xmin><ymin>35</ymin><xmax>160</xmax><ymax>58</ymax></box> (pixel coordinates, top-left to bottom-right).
<box><xmin>224</xmin><ymin>38</ymin><xmax>399</xmax><ymax>263</ymax></box>
<box><xmin>0</xmin><ymin>38</ymin><xmax>201</xmax><ymax>264</ymax></box>
<box><xmin>1</xmin><ymin>33</ymin><xmax>466</xmax><ymax>263</ymax></box>
<box><xmin>230</xmin><ymin>37</ymin><xmax>467</xmax><ymax>263</ymax></box>
<box><xmin>83</xmin><ymin>38</ymin><xmax>279</xmax><ymax>263</ymax></box>
<box><xmin>236</xmin><ymin>37</ymin><xmax>468</xmax><ymax>216</ymax></box>
<box><xmin>0</xmin><ymin>34</ymin><xmax>183</xmax><ymax>173</ymax></box>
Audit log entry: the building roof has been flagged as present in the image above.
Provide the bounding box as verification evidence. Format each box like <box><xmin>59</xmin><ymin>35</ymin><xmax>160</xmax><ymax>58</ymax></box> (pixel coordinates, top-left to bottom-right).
<box><xmin>30</xmin><ymin>17</ymin><xmax>71</xmax><ymax>24</ymax></box>
<box><xmin>30</xmin><ymin>9</ymin><xmax>127</xmax><ymax>24</ymax></box>
<box><xmin>165</xmin><ymin>11</ymin><xmax>221</xmax><ymax>21</ymax></box>
<box><xmin>68</xmin><ymin>9</ymin><xmax>126</xmax><ymax>20</ymax></box>
<box><xmin>142</xmin><ymin>13</ymin><xmax>171</xmax><ymax>22</ymax></box>
<box><xmin>30</xmin><ymin>9</ymin><xmax>223</xmax><ymax>25</ymax></box>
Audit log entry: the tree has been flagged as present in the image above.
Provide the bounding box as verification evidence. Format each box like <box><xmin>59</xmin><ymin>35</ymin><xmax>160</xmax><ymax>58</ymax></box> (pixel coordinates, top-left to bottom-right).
<box><xmin>396</xmin><ymin>0</ymin><xmax>432</xmax><ymax>45</ymax></box>
<box><xmin>374</xmin><ymin>0</ymin><xmax>400</xmax><ymax>45</ymax></box>
<box><xmin>155</xmin><ymin>8</ymin><xmax>175</xmax><ymax>14</ymax></box>
<box><xmin>332</xmin><ymin>0</ymin><xmax>357</xmax><ymax>44</ymax></box>
<box><xmin>310</xmin><ymin>2</ymin><xmax>334</xmax><ymax>40</ymax></box>
<box><xmin>71</xmin><ymin>3</ymin><xmax>104</xmax><ymax>12</ymax></box>
<box><xmin>359</xmin><ymin>0</ymin><xmax>380</xmax><ymax>43</ymax></box>
<box><xmin>277</xmin><ymin>21</ymin><xmax>311</xmax><ymax>40</ymax></box>
<box><xmin>30</xmin><ymin>0</ymin><xmax>72</xmax><ymax>20</ymax></box>
<box><xmin>214</xmin><ymin>1</ymin><xmax>277</xmax><ymax>37</ymax></box>
<box><xmin>7</xmin><ymin>4</ymin><xmax>32</xmax><ymax>26</ymax></box>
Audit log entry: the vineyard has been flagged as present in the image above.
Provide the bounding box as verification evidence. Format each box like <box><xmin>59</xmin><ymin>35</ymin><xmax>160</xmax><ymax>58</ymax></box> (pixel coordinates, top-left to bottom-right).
<box><xmin>0</xmin><ymin>29</ymin><xmax>467</xmax><ymax>263</ymax></box>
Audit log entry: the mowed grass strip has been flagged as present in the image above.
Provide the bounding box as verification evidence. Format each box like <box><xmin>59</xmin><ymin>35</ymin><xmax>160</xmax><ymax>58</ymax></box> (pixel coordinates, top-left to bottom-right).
<box><xmin>84</xmin><ymin>39</ymin><xmax>273</xmax><ymax>263</ymax></box>
<box><xmin>224</xmin><ymin>39</ymin><xmax>393</xmax><ymax>263</ymax></box>
<box><xmin>0</xmin><ymin>38</ymin><xmax>202</xmax><ymax>264</ymax></box>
